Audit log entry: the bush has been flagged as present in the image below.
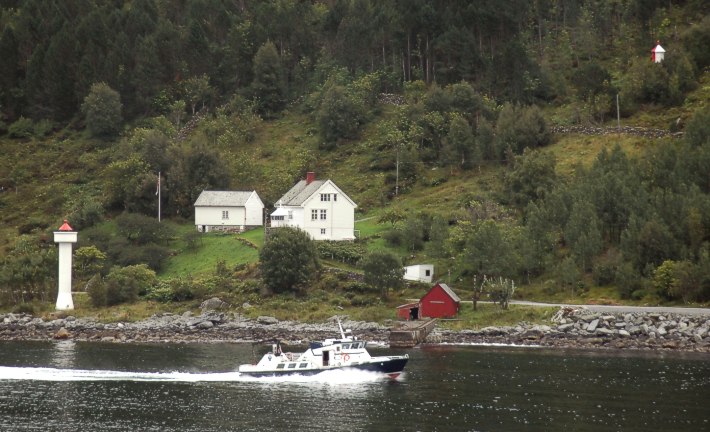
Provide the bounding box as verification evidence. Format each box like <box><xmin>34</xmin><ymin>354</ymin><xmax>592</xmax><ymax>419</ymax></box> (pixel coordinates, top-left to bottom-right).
<box><xmin>86</xmin><ymin>274</ymin><xmax>107</xmax><ymax>307</ymax></box>
<box><xmin>104</xmin><ymin>265</ymin><xmax>156</xmax><ymax>306</ymax></box>
<box><xmin>315</xmin><ymin>241</ymin><xmax>367</xmax><ymax>264</ymax></box>
<box><xmin>259</xmin><ymin>227</ymin><xmax>319</xmax><ymax>294</ymax></box>
<box><xmin>8</xmin><ymin>117</ymin><xmax>34</xmax><ymax>139</ymax></box>
<box><xmin>382</xmin><ymin>228</ymin><xmax>404</xmax><ymax>247</ymax></box>
<box><xmin>12</xmin><ymin>303</ymin><xmax>36</xmax><ymax>315</ymax></box>
<box><xmin>145</xmin><ymin>277</ymin><xmax>204</xmax><ymax>303</ymax></box>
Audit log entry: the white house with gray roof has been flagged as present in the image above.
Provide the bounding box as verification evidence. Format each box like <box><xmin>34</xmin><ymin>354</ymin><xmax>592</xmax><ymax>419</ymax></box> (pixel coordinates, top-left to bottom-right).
<box><xmin>194</xmin><ymin>190</ymin><xmax>264</xmax><ymax>232</ymax></box>
<box><xmin>270</xmin><ymin>172</ymin><xmax>357</xmax><ymax>241</ymax></box>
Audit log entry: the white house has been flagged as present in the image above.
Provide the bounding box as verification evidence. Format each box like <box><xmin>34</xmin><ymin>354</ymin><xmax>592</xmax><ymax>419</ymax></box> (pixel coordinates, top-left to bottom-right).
<box><xmin>194</xmin><ymin>190</ymin><xmax>264</xmax><ymax>232</ymax></box>
<box><xmin>403</xmin><ymin>264</ymin><xmax>434</xmax><ymax>283</ymax></box>
<box><xmin>270</xmin><ymin>172</ymin><xmax>357</xmax><ymax>240</ymax></box>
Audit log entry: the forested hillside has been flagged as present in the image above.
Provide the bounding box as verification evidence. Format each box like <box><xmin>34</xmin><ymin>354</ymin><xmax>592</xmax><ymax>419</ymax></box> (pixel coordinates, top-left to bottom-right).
<box><xmin>1</xmin><ymin>0</ymin><xmax>709</xmax><ymax>310</ymax></box>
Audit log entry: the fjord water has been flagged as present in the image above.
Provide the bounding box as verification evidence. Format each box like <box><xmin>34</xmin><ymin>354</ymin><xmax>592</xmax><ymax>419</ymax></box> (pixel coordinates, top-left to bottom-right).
<box><xmin>0</xmin><ymin>341</ymin><xmax>708</xmax><ymax>431</ymax></box>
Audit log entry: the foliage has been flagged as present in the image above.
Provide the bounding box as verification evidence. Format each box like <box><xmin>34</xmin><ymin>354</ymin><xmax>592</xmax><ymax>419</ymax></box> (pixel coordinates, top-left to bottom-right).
<box><xmin>250</xmin><ymin>41</ymin><xmax>285</xmax><ymax>117</ymax></box>
<box><xmin>81</xmin><ymin>82</ymin><xmax>123</xmax><ymax>138</ymax></box>
<box><xmin>73</xmin><ymin>246</ymin><xmax>107</xmax><ymax>280</ymax></box>
<box><xmin>317</xmin><ymin>84</ymin><xmax>365</xmax><ymax>148</ymax></box>
<box><xmin>103</xmin><ymin>264</ymin><xmax>157</xmax><ymax>306</ymax></box>
<box><xmin>316</xmin><ymin>241</ymin><xmax>367</xmax><ymax>265</ymax></box>
<box><xmin>486</xmin><ymin>277</ymin><xmax>516</xmax><ymax>310</ymax></box>
<box><xmin>495</xmin><ymin>103</ymin><xmax>550</xmax><ymax>157</ymax></box>
<box><xmin>0</xmin><ymin>235</ymin><xmax>57</xmax><ymax>306</ymax></box>
<box><xmin>259</xmin><ymin>227</ymin><xmax>319</xmax><ymax>294</ymax></box>
<box><xmin>115</xmin><ymin>212</ymin><xmax>174</xmax><ymax>245</ymax></box>
<box><xmin>7</xmin><ymin>117</ymin><xmax>34</xmax><ymax>139</ymax></box>
<box><xmin>504</xmin><ymin>148</ymin><xmax>557</xmax><ymax>208</ymax></box>
<box><xmin>360</xmin><ymin>250</ymin><xmax>403</xmax><ymax>298</ymax></box>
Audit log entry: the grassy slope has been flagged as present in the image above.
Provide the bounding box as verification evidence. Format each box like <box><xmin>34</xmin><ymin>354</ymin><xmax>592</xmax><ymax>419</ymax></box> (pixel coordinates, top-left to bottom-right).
<box><xmin>1</xmin><ymin>72</ymin><xmax>708</xmax><ymax>321</ymax></box>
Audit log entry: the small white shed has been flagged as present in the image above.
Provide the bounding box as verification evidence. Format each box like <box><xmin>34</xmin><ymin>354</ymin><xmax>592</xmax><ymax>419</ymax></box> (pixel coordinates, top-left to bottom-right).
<box><xmin>194</xmin><ymin>190</ymin><xmax>264</xmax><ymax>232</ymax></box>
<box><xmin>403</xmin><ymin>264</ymin><xmax>434</xmax><ymax>283</ymax></box>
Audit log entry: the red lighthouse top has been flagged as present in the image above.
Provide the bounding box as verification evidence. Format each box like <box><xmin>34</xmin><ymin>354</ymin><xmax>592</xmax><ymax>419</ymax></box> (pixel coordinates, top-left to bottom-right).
<box><xmin>58</xmin><ymin>220</ymin><xmax>73</xmax><ymax>231</ymax></box>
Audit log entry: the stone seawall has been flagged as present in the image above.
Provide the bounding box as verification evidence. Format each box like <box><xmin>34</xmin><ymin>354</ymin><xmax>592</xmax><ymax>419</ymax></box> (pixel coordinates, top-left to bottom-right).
<box><xmin>1</xmin><ymin>307</ymin><xmax>709</xmax><ymax>352</ymax></box>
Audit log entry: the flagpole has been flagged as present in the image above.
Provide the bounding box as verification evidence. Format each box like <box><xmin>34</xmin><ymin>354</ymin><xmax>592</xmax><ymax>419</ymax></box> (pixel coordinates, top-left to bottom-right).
<box><xmin>157</xmin><ymin>171</ymin><xmax>161</xmax><ymax>222</ymax></box>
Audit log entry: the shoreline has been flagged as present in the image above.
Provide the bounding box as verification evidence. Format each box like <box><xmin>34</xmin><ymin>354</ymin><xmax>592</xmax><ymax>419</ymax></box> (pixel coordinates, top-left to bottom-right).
<box><xmin>1</xmin><ymin>309</ymin><xmax>709</xmax><ymax>353</ymax></box>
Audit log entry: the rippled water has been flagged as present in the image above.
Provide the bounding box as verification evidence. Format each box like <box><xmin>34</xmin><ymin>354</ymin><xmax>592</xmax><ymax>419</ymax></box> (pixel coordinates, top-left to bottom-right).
<box><xmin>0</xmin><ymin>341</ymin><xmax>708</xmax><ymax>431</ymax></box>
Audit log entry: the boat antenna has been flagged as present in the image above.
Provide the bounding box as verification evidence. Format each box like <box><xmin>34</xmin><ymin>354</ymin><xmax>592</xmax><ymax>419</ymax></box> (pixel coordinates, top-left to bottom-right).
<box><xmin>337</xmin><ymin>317</ymin><xmax>346</xmax><ymax>339</ymax></box>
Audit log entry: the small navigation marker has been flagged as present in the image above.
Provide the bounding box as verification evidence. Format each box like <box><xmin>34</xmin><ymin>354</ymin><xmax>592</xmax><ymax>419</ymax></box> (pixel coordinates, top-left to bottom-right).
<box><xmin>54</xmin><ymin>220</ymin><xmax>78</xmax><ymax>310</ymax></box>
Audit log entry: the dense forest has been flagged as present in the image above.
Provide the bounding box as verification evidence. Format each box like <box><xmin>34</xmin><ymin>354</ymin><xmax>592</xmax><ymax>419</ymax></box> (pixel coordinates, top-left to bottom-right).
<box><xmin>1</xmin><ymin>0</ymin><xmax>709</xmax><ymax>308</ymax></box>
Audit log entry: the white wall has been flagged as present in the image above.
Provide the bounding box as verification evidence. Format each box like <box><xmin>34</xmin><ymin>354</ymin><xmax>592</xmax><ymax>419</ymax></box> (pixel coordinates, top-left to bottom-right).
<box><xmin>302</xmin><ymin>182</ymin><xmax>355</xmax><ymax>240</ymax></box>
<box><xmin>404</xmin><ymin>265</ymin><xmax>434</xmax><ymax>283</ymax></box>
<box><xmin>244</xmin><ymin>193</ymin><xmax>265</xmax><ymax>226</ymax></box>
<box><xmin>195</xmin><ymin>206</ymin><xmax>246</xmax><ymax>230</ymax></box>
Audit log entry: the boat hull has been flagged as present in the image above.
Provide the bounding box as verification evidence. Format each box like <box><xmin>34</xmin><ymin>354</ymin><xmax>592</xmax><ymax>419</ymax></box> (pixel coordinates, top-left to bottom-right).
<box><xmin>239</xmin><ymin>357</ymin><xmax>408</xmax><ymax>378</ymax></box>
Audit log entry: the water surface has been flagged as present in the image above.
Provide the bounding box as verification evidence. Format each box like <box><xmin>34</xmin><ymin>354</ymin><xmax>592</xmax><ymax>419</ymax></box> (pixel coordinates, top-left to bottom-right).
<box><xmin>0</xmin><ymin>341</ymin><xmax>708</xmax><ymax>431</ymax></box>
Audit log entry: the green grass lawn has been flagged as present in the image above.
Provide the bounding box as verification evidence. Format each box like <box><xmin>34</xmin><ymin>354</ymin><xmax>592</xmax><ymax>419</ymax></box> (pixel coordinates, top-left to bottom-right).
<box><xmin>159</xmin><ymin>227</ymin><xmax>263</xmax><ymax>278</ymax></box>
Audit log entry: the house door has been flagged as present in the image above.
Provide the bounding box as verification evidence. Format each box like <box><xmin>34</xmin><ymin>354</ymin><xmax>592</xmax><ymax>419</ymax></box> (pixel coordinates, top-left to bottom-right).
<box><xmin>409</xmin><ymin>307</ymin><xmax>419</xmax><ymax>321</ymax></box>
<box><xmin>323</xmin><ymin>351</ymin><xmax>330</xmax><ymax>367</ymax></box>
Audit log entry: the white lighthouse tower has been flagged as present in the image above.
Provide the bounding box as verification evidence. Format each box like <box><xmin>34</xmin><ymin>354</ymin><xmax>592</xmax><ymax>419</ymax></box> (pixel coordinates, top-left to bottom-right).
<box><xmin>54</xmin><ymin>220</ymin><xmax>77</xmax><ymax>310</ymax></box>
<box><xmin>652</xmin><ymin>41</ymin><xmax>665</xmax><ymax>63</ymax></box>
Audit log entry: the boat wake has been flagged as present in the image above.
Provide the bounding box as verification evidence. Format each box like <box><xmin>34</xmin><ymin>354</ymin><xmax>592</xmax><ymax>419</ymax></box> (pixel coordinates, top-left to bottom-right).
<box><xmin>0</xmin><ymin>366</ymin><xmax>399</xmax><ymax>384</ymax></box>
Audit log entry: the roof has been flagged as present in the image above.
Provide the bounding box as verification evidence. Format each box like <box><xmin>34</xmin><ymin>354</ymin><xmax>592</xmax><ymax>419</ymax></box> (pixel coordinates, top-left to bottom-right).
<box><xmin>271</xmin><ymin>207</ymin><xmax>289</xmax><ymax>216</ymax></box>
<box><xmin>432</xmin><ymin>283</ymin><xmax>461</xmax><ymax>303</ymax></box>
<box><xmin>653</xmin><ymin>44</ymin><xmax>665</xmax><ymax>53</ymax></box>
<box><xmin>276</xmin><ymin>180</ymin><xmax>326</xmax><ymax>206</ymax></box>
<box><xmin>194</xmin><ymin>191</ymin><xmax>257</xmax><ymax>207</ymax></box>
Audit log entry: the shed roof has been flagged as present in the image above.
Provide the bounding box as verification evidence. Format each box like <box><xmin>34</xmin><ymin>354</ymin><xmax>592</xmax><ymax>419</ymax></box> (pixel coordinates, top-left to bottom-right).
<box><xmin>433</xmin><ymin>283</ymin><xmax>461</xmax><ymax>303</ymax></box>
<box><xmin>194</xmin><ymin>190</ymin><xmax>257</xmax><ymax>207</ymax></box>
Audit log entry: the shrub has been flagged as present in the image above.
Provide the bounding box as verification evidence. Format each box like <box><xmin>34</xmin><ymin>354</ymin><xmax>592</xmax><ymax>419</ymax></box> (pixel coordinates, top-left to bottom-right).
<box><xmin>8</xmin><ymin>116</ymin><xmax>34</xmax><ymax>139</ymax></box>
<box><xmin>260</xmin><ymin>227</ymin><xmax>319</xmax><ymax>294</ymax></box>
<box><xmin>382</xmin><ymin>228</ymin><xmax>404</xmax><ymax>247</ymax></box>
<box><xmin>104</xmin><ymin>265</ymin><xmax>156</xmax><ymax>305</ymax></box>
<box><xmin>12</xmin><ymin>303</ymin><xmax>36</xmax><ymax>315</ymax></box>
<box><xmin>86</xmin><ymin>274</ymin><xmax>107</xmax><ymax>307</ymax></box>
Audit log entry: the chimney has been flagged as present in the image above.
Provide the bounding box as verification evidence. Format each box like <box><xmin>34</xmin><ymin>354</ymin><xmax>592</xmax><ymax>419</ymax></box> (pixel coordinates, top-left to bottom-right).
<box><xmin>306</xmin><ymin>172</ymin><xmax>315</xmax><ymax>185</ymax></box>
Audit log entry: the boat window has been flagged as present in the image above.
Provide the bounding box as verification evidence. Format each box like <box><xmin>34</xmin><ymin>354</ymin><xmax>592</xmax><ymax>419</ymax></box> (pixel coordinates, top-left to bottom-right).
<box><xmin>351</xmin><ymin>342</ymin><xmax>359</xmax><ymax>349</ymax></box>
<box><xmin>288</xmin><ymin>363</ymin><xmax>296</xmax><ymax>369</ymax></box>
<box><xmin>342</xmin><ymin>344</ymin><xmax>350</xmax><ymax>349</ymax></box>
<box><xmin>276</xmin><ymin>364</ymin><xmax>285</xmax><ymax>369</ymax></box>
<box><xmin>299</xmin><ymin>363</ymin><xmax>308</xmax><ymax>368</ymax></box>
<box><xmin>336</xmin><ymin>346</ymin><xmax>340</xmax><ymax>351</ymax></box>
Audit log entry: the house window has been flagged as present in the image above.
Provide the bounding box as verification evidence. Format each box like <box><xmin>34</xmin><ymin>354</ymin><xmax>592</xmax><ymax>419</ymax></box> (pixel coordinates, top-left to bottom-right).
<box><xmin>311</xmin><ymin>209</ymin><xmax>318</xmax><ymax>220</ymax></box>
<box><xmin>333</xmin><ymin>194</ymin><xmax>337</xmax><ymax>201</ymax></box>
<box><xmin>222</xmin><ymin>210</ymin><xmax>229</xmax><ymax>220</ymax></box>
<box><xmin>425</xmin><ymin>269</ymin><xmax>431</xmax><ymax>276</ymax></box>
<box><xmin>272</xmin><ymin>215</ymin><xmax>284</xmax><ymax>221</ymax></box>
<box><xmin>321</xmin><ymin>229</ymin><xmax>326</xmax><ymax>235</ymax></box>
<box><xmin>288</xmin><ymin>210</ymin><xmax>293</xmax><ymax>220</ymax></box>
<box><xmin>320</xmin><ymin>209</ymin><xmax>327</xmax><ymax>220</ymax></box>
<box><xmin>320</xmin><ymin>193</ymin><xmax>330</xmax><ymax>201</ymax></box>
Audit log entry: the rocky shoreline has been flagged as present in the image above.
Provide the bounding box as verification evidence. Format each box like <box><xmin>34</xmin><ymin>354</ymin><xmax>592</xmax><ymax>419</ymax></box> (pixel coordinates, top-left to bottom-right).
<box><xmin>1</xmin><ymin>306</ymin><xmax>709</xmax><ymax>353</ymax></box>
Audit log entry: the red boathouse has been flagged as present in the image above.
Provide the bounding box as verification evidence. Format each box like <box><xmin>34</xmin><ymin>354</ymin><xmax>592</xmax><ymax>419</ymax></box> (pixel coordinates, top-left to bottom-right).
<box><xmin>397</xmin><ymin>283</ymin><xmax>461</xmax><ymax>320</ymax></box>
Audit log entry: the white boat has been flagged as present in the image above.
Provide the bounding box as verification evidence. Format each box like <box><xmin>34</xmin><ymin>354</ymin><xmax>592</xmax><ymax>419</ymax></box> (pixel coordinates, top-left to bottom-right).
<box><xmin>238</xmin><ymin>321</ymin><xmax>409</xmax><ymax>379</ymax></box>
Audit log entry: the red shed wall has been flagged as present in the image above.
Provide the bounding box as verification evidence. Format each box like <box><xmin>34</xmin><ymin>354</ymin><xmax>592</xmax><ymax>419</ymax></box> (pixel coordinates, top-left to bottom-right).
<box><xmin>420</xmin><ymin>285</ymin><xmax>459</xmax><ymax>318</ymax></box>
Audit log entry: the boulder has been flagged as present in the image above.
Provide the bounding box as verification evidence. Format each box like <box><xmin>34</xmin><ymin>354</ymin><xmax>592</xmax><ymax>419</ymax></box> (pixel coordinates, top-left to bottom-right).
<box><xmin>595</xmin><ymin>328</ymin><xmax>616</xmax><ymax>336</ymax></box>
<box><xmin>257</xmin><ymin>316</ymin><xmax>279</xmax><ymax>325</ymax></box>
<box><xmin>201</xmin><ymin>297</ymin><xmax>228</xmax><ymax>311</ymax></box>
<box><xmin>54</xmin><ymin>327</ymin><xmax>71</xmax><ymax>340</ymax></box>
<box><xmin>196</xmin><ymin>321</ymin><xmax>214</xmax><ymax>329</ymax></box>
<box><xmin>587</xmin><ymin>319</ymin><xmax>600</xmax><ymax>332</ymax></box>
